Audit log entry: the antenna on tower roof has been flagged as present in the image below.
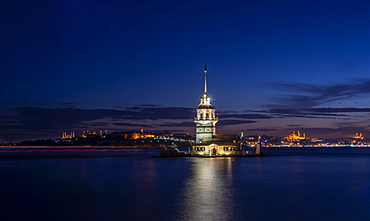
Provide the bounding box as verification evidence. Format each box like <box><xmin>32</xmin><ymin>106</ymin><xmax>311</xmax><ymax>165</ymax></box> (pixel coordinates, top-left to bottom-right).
<box><xmin>204</xmin><ymin>62</ymin><xmax>207</xmax><ymax>94</ymax></box>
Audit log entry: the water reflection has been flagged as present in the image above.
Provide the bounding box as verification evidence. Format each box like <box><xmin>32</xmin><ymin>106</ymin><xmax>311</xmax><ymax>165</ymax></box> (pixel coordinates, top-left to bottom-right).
<box><xmin>181</xmin><ymin>158</ymin><xmax>238</xmax><ymax>221</ymax></box>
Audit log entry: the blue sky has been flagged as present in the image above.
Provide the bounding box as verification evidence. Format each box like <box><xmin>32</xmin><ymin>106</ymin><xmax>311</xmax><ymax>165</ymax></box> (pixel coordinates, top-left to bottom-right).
<box><xmin>2</xmin><ymin>0</ymin><xmax>370</xmax><ymax>141</ymax></box>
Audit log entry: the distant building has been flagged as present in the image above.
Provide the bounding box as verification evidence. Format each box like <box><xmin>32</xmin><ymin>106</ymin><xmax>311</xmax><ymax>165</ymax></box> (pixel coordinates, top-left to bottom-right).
<box><xmin>352</xmin><ymin>133</ymin><xmax>364</xmax><ymax>139</ymax></box>
<box><xmin>191</xmin><ymin>64</ymin><xmax>241</xmax><ymax>156</ymax></box>
<box><xmin>81</xmin><ymin>130</ymin><xmax>108</xmax><ymax>138</ymax></box>
<box><xmin>61</xmin><ymin>132</ymin><xmax>75</xmax><ymax>139</ymax></box>
<box><xmin>130</xmin><ymin>128</ymin><xmax>155</xmax><ymax>139</ymax></box>
<box><xmin>285</xmin><ymin>131</ymin><xmax>307</xmax><ymax>140</ymax></box>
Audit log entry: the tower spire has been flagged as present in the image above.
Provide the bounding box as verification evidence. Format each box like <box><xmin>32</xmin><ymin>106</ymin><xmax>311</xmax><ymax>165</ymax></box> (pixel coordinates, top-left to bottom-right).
<box><xmin>204</xmin><ymin>62</ymin><xmax>207</xmax><ymax>94</ymax></box>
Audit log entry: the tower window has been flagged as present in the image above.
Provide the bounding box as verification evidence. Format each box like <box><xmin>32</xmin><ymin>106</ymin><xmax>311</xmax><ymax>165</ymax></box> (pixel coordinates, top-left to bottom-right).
<box><xmin>224</xmin><ymin>146</ymin><xmax>235</xmax><ymax>151</ymax></box>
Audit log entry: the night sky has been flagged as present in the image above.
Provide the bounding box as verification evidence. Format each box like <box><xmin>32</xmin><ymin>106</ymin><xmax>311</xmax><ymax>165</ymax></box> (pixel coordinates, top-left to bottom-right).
<box><xmin>2</xmin><ymin>0</ymin><xmax>370</xmax><ymax>142</ymax></box>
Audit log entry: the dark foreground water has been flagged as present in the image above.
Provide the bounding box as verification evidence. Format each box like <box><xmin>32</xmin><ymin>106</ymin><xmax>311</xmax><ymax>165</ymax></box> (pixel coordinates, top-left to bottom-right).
<box><xmin>1</xmin><ymin>147</ymin><xmax>370</xmax><ymax>221</ymax></box>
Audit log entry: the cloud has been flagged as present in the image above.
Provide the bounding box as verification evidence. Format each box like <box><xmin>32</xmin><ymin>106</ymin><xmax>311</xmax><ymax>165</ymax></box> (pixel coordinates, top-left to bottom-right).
<box><xmin>258</xmin><ymin>107</ymin><xmax>370</xmax><ymax>120</ymax></box>
<box><xmin>309</xmin><ymin>108</ymin><xmax>370</xmax><ymax>113</ymax></box>
<box><xmin>11</xmin><ymin>106</ymin><xmax>194</xmax><ymax>129</ymax></box>
<box><xmin>243</xmin><ymin>128</ymin><xmax>278</xmax><ymax>132</ymax></box>
<box><xmin>0</xmin><ymin>105</ymin><xmax>195</xmax><ymax>141</ymax></box>
<box><xmin>156</xmin><ymin>121</ymin><xmax>194</xmax><ymax>127</ymax></box>
<box><xmin>124</xmin><ymin>106</ymin><xmax>194</xmax><ymax>120</ymax></box>
<box><xmin>11</xmin><ymin>107</ymin><xmax>127</xmax><ymax>131</ymax></box>
<box><xmin>3</xmin><ymin>102</ymin><xmax>370</xmax><ymax>142</ymax></box>
<box><xmin>114</xmin><ymin>122</ymin><xmax>155</xmax><ymax>128</ymax></box>
<box><xmin>137</xmin><ymin>104</ymin><xmax>162</xmax><ymax>107</ymax></box>
<box><xmin>218</xmin><ymin>119</ymin><xmax>256</xmax><ymax>126</ymax></box>
<box><xmin>32</xmin><ymin>102</ymin><xmax>77</xmax><ymax>108</ymax></box>
<box><xmin>218</xmin><ymin>113</ymin><xmax>273</xmax><ymax>119</ymax></box>
<box><xmin>287</xmin><ymin>124</ymin><xmax>303</xmax><ymax>127</ymax></box>
<box><xmin>267</xmin><ymin>78</ymin><xmax>370</xmax><ymax>108</ymax></box>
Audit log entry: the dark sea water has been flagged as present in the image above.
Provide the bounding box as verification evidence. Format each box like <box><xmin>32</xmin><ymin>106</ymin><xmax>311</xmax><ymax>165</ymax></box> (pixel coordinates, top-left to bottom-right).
<box><xmin>1</xmin><ymin>147</ymin><xmax>370</xmax><ymax>221</ymax></box>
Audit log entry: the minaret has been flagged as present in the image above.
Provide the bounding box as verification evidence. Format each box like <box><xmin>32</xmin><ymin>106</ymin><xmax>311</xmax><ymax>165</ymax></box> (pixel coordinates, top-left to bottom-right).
<box><xmin>194</xmin><ymin>63</ymin><xmax>218</xmax><ymax>143</ymax></box>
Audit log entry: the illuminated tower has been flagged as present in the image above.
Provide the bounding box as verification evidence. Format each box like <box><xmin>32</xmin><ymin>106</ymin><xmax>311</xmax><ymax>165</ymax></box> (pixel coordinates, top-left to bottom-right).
<box><xmin>194</xmin><ymin>63</ymin><xmax>218</xmax><ymax>143</ymax></box>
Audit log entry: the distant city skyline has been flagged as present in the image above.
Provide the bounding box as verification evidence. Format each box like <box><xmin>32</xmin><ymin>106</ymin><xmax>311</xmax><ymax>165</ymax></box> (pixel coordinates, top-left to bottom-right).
<box><xmin>2</xmin><ymin>0</ymin><xmax>370</xmax><ymax>142</ymax></box>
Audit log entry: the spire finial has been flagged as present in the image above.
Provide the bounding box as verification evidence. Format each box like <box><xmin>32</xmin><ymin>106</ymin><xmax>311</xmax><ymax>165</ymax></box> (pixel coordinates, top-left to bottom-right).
<box><xmin>204</xmin><ymin>62</ymin><xmax>207</xmax><ymax>94</ymax></box>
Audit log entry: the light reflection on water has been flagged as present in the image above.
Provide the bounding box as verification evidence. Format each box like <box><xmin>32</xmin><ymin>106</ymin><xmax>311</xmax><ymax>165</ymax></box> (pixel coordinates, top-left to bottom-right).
<box><xmin>181</xmin><ymin>158</ymin><xmax>237</xmax><ymax>221</ymax></box>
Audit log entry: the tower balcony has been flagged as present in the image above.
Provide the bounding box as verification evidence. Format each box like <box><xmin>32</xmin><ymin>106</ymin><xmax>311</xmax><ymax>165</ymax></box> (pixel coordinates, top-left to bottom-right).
<box><xmin>194</xmin><ymin>117</ymin><xmax>218</xmax><ymax>122</ymax></box>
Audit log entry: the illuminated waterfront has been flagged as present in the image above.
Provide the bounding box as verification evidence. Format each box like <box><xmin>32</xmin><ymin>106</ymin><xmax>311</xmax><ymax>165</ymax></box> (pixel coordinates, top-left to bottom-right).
<box><xmin>0</xmin><ymin>147</ymin><xmax>370</xmax><ymax>220</ymax></box>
